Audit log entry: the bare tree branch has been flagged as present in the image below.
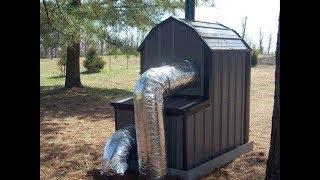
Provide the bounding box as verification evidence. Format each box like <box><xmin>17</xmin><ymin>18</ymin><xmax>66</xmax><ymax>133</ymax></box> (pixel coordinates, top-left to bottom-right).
<box><xmin>42</xmin><ymin>0</ymin><xmax>56</xmax><ymax>31</ymax></box>
<box><xmin>241</xmin><ymin>16</ymin><xmax>248</xmax><ymax>38</ymax></box>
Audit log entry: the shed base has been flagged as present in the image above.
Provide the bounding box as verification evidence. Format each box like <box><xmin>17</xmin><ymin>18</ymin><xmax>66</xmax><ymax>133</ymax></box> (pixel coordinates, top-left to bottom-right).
<box><xmin>167</xmin><ymin>141</ymin><xmax>254</xmax><ymax>180</ymax></box>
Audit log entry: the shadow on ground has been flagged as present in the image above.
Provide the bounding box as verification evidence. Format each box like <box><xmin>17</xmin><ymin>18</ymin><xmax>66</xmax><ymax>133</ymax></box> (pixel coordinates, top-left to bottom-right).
<box><xmin>202</xmin><ymin>151</ymin><xmax>267</xmax><ymax>179</ymax></box>
<box><xmin>40</xmin><ymin>85</ymin><xmax>132</xmax><ymax>122</ymax></box>
<box><xmin>87</xmin><ymin>169</ymin><xmax>182</xmax><ymax>180</ymax></box>
<box><xmin>48</xmin><ymin>75</ymin><xmax>65</xmax><ymax>79</ymax></box>
<box><xmin>47</xmin><ymin>71</ymin><xmax>94</xmax><ymax>80</ymax></box>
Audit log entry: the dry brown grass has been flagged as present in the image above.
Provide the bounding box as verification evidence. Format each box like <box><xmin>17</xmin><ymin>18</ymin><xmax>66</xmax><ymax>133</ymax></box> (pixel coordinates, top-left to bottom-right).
<box><xmin>40</xmin><ymin>64</ymin><xmax>275</xmax><ymax>180</ymax></box>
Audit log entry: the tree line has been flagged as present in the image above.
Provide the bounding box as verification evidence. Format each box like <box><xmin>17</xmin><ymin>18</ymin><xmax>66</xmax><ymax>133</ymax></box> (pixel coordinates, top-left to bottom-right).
<box><xmin>40</xmin><ymin>28</ymin><xmax>144</xmax><ymax>59</ymax></box>
<box><xmin>241</xmin><ymin>16</ymin><xmax>274</xmax><ymax>54</ymax></box>
<box><xmin>40</xmin><ymin>0</ymin><xmax>186</xmax><ymax>88</ymax></box>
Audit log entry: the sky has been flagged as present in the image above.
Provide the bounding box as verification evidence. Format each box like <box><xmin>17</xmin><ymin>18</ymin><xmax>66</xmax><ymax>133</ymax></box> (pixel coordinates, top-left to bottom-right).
<box><xmin>172</xmin><ymin>0</ymin><xmax>280</xmax><ymax>52</ymax></box>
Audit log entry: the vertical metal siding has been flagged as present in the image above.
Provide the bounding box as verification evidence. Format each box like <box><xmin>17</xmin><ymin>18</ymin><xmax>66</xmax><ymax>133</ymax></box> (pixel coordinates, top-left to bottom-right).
<box><xmin>165</xmin><ymin>115</ymin><xmax>173</xmax><ymax>168</ymax></box>
<box><xmin>203</xmin><ymin>47</ymin><xmax>212</xmax><ymax>98</ymax></box>
<box><xmin>185</xmin><ymin>114</ymin><xmax>195</xmax><ymax>169</ymax></box>
<box><xmin>196</xmin><ymin>111</ymin><xmax>205</xmax><ymax>166</ymax></box>
<box><xmin>184</xmin><ymin>108</ymin><xmax>210</xmax><ymax>170</ymax></box>
<box><xmin>234</xmin><ymin>53</ymin><xmax>242</xmax><ymax>146</ymax></box>
<box><xmin>115</xmin><ymin>109</ymin><xmax>135</xmax><ymax>130</ymax></box>
<box><xmin>228</xmin><ymin>53</ymin><xmax>236</xmax><ymax>150</ymax></box>
<box><xmin>240</xmin><ymin>53</ymin><xmax>246</xmax><ymax>144</ymax></box>
<box><xmin>220</xmin><ymin>53</ymin><xmax>229</xmax><ymax>153</ymax></box>
<box><xmin>212</xmin><ymin>55</ymin><xmax>221</xmax><ymax>156</ymax></box>
<box><xmin>175</xmin><ymin>116</ymin><xmax>184</xmax><ymax>169</ymax></box>
<box><xmin>140</xmin><ymin>47</ymin><xmax>145</xmax><ymax>74</ymax></box>
<box><xmin>244</xmin><ymin>52</ymin><xmax>251</xmax><ymax>143</ymax></box>
<box><xmin>211</xmin><ymin>51</ymin><xmax>249</xmax><ymax>153</ymax></box>
<box><xmin>175</xmin><ymin>22</ymin><xmax>205</xmax><ymax>97</ymax></box>
<box><xmin>173</xmin><ymin>21</ymin><xmax>187</xmax><ymax>60</ymax></box>
<box><xmin>161</xmin><ymin>23</ymin><xmax>172</xmax><ymax>64</ymax></box>
<box><xmin>165</xmin><ymin>115</ymin><xmax>184</xmax><ymax>169</ymax></box>
<box><xmin>203</xmin><ymin>106</ymin><xmax>212</xmax><ymax>161</ymax></box>
<box><xmin>194</xmin><ymin>113</ymin><xmax>201</xmax><ymax>166</ymax></box>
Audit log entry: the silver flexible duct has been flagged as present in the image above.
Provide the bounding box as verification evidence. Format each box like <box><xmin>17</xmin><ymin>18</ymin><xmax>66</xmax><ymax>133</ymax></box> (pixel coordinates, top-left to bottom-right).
<box><xmin>100</xmin><ymin>124</ymin><xmax>136</xmax><ymax>176</ymax></box>
<box><xmin>133</xmin><ymin>60</ymin><xmax>199</xmax><ymax>178</ymax></box>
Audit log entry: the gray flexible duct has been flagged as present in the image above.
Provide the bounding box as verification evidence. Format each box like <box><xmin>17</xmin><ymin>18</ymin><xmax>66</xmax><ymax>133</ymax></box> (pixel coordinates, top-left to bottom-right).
<box><xmin>133</xmin><ymin>60</ymin><xmax>199</xmax><ymax>178</ymax></box>
<box><xmin>100</xmin><ymin>124</ymin><xmax>136</xmax><ymax>176</ymax></box>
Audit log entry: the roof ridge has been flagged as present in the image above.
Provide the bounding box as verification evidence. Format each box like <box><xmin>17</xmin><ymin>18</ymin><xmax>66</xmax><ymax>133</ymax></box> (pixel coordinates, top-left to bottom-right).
<box><xmin>179</xmin><ymin>18</ymin><xmax>221</xmax><ymax>25</ymax></box>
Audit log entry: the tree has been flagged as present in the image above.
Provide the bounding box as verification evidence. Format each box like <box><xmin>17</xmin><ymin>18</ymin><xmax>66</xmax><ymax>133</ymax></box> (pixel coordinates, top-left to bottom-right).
<box><xmin>64</xmin><ymin>0</ymin><xmax>83</xmax><ymax>88</ymax></box>
<box><xmin>65</xmin><ymin>41</ymin><xmax>82</xmax><ymax>88</ymax></box>
<box><xmin>107</xmin><ymin>44</ymin><xmax>120</xmax><ymax>69</ymax></box>
<box><xmin>241</xmin><ymin>16</ymin><xmax>248</xmax><ymax>39</ymax></box>
<box><xmin>100</xmin><ymin>40</ymin><xmax>104</xmax><ymax>55</ymax></box>
<box><xmin>97</xmin><ymin>30</ymin><xmax>107</xmax><ymax>55</ymax></box>
<box><xmin>259</xmin><ymin>27</ymin><xmax>264</xmax><ymax>54</ymax></box>
<box><xmin>265</xmin><ymin>15</ymin><xmax>280</xmax><ymax>180</ymax></box>
<box><xmin>251</xmin><ymin>48</ymin><xmax>259</xmax><ymax>67</ymax></box>
<box><xmin>122</xmin><ymin>29</ymin><xmax>137</xmax><ymax>69</ymax></box>
<box><xmin>267</xmin><ymin>33</ymin><xmax>272</xmax><ymax>54</ymax></box>
<box><xmin>40</xmin><ymin>0</ymin><xmax>184</xmax><ymax>88</ymax></box>
<box><xmin>84</xmin><ymin>47</ymin><xmax>105</xmax><ymax>73</ymax></box>
<box><xmin>125</xmin><ymin>30</ymin><xmax>130</xmax><ymax>69</ymax></box>
<box><xmin>57</xmin><ymin>49</ymin><xmax>67</xmax><ymax>76</ymax></box>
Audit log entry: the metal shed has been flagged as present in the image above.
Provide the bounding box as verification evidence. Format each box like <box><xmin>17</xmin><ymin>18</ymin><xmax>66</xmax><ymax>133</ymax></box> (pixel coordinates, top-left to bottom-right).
<box><xmin>111</xmin><ymin>16</ymin><xmax>253</xmax><ymax>179</ymax></box>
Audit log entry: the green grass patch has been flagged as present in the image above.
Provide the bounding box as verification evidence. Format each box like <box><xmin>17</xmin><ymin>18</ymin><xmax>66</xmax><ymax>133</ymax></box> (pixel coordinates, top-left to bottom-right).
<box><xmin>40</xmin><ymin>55</ymin><xmax>141</xmax><ymax>95</ymax></box>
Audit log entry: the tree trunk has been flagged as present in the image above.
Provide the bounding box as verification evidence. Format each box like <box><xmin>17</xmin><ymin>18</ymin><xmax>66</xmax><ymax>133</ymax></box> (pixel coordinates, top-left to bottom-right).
<box><xmin>100</xmin><ymin>40</ymin><xmax>104</xmax><ymax>55</ymax></box>
<box><xmin>267</xmin><ymin>34</ymin><xmax>272</xmax><ymax>54</ymax></box>
<box><xmin>265</xmin><ymin>15</ymin><xmax>280</xmax><ymax>180</ymax></box>
<box><xmin>45</xmin><ymin>49</ymin><xmax>48</xmax><ymax>59</ymax></box>
<box><xmin>259</xmin><ymin>28</ymin><xmax>264</xmax><ymax>54</ymax></box>
<box><xmin>242</xmin><ymin>16</ymin><xmax>247</xmax><ymax>38</ymax></box>
<box><xmin>126</xmin><ymin>55</ymin><xmax>129</xmax><ymax>69</ymax></box>
<box><xmin>50</xmin><ymin>48</ymin><xmax>53</xmax><ymax>60</ymax></box>
<box><xmin>109</xmin><ymin>54</ymin><xmax>111</xmax><ymax>69</ymax></box>
<box><xmin>54</xmin><ymin>47</ymin><xmax>57</xmax><ymax>58</ymax></box>
<box><xmin>65</xmin><ymin>43</ymin><xmax>82</xmax><ymax>88</ymax></box>
<box><xmin>84</xmin><ymin>43</ymin><xmax>87</xmax><ymax>56</ymax></box>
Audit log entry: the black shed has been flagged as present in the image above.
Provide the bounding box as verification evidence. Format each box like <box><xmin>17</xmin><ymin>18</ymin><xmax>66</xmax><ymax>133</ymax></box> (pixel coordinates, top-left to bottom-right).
<box><xmin>111</xmin><ymin>16</ymin><xmax>253</xmax><ymax>179</ymax></box>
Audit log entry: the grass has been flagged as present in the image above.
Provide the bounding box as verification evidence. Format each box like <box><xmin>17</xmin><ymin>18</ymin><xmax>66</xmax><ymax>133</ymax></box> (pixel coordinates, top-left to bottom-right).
<box><xmin>40</xmin><ymin>56</ymin><xmax>275</xmax><ymax>180</ymax></box>
<box><xmin>41</xmin><ymin>54</ymin><xmax>140</xmax><ymax>93</ymax></box>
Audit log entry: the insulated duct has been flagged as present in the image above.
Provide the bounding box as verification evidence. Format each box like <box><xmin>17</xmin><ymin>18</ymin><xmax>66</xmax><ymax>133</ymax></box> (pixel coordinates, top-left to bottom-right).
<box><xmin>100</xmin><ymin>124</ymin><xmax>136</xmax><ymax>176</ymax></box>
<box><xmin>133</xmin><ymin>60</ymin><xmax>199</xmax><ymax>178</ymax></box>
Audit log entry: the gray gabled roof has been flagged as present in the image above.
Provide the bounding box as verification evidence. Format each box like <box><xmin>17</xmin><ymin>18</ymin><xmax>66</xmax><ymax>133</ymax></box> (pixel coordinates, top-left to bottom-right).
<box><xmin>138</xmin><ymin>16</ymin><xmax>251</xmax><ymax>51</ymax></box>
<box><xmin>180</xmin><ymin>18</ymin><xmax>251</xmax><ymax>51</ymax></box>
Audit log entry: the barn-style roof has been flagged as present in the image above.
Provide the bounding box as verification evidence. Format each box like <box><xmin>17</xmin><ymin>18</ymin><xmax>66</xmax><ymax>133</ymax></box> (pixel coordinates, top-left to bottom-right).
<box><xmin>138</xmin><ymin>16</ymin><xmax>251</xmax><ymax>51</ymax></box>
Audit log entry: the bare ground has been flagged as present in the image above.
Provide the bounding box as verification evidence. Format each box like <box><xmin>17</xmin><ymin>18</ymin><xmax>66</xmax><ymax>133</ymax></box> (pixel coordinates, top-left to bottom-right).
<box><xmin>40</xmin><ymin>65</ymin><xmax>275</xmax><ymax>180</ymax></box>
